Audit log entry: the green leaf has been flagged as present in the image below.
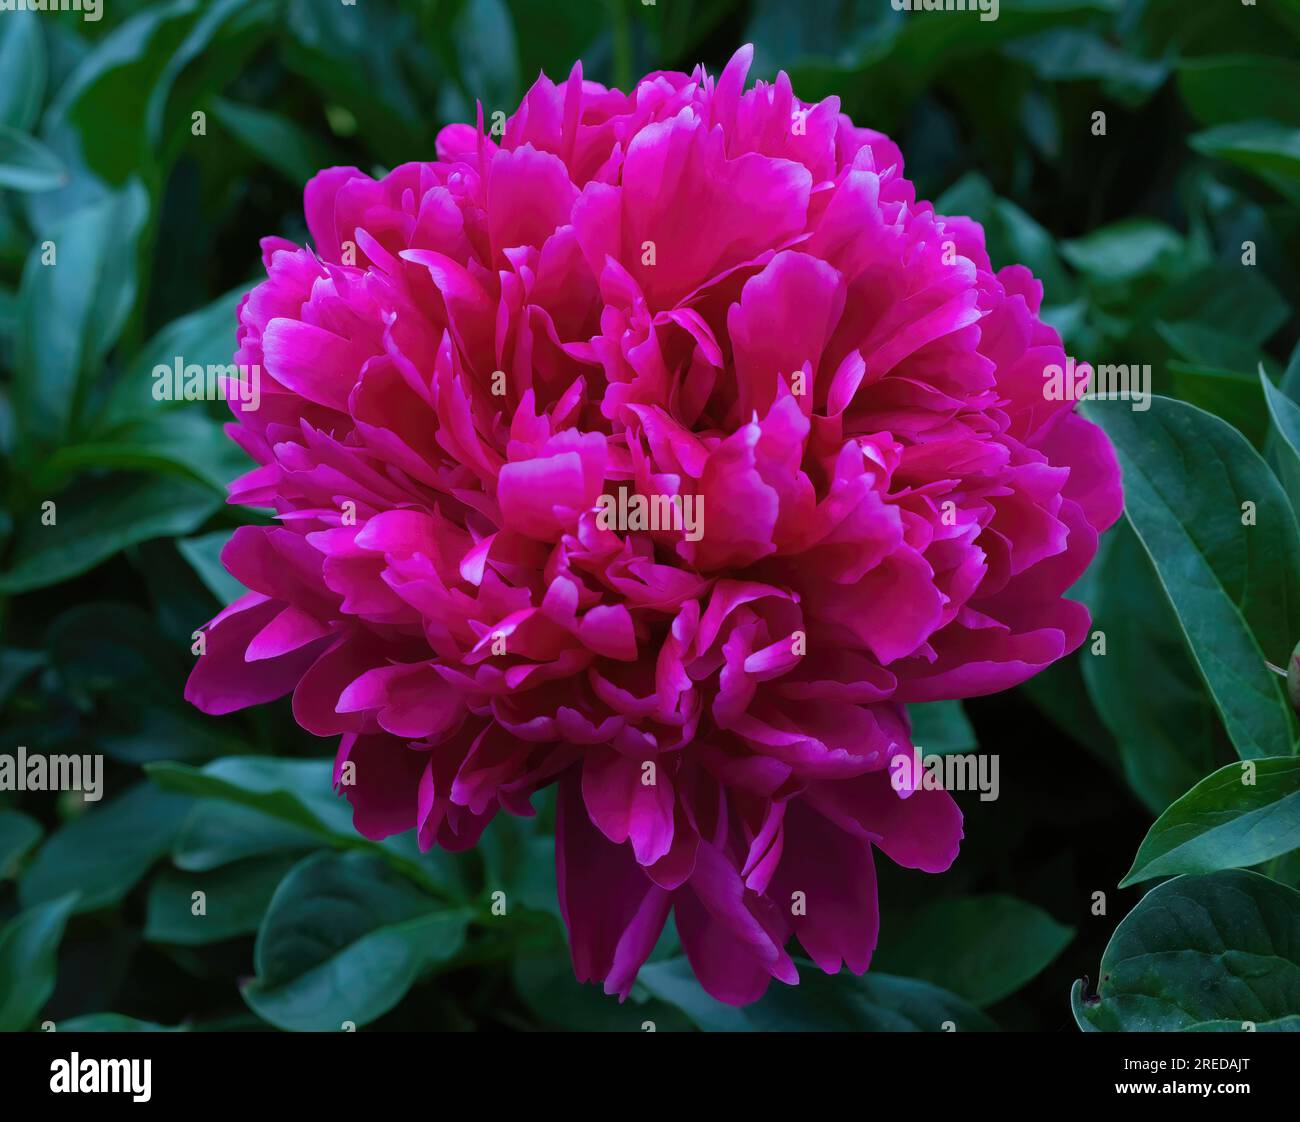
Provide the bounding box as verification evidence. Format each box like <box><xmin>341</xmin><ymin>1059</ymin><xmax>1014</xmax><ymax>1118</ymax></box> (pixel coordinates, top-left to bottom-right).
<box><xmin>1152</xmin><ymin>264</ymin><xmax>1287</xmax><ymax>348</ymax></box>
<box><xmin>1082</xmin><ymin>523</ymin><xmax>1228</xmax><ymax>813</ymax></box>
<box><xmin>633</xmin><ymin>957</ymin><xmax>754</xmax><ymax>1031</ymax></box>
<box><xmin>476</xmin><ymin>808</ymin><xmax>560</xmax><ymax>919</ymax></box>
<box><xmin>0</xmin><ymin>810</ymin><xmax>43</xmax><ymax>881</ymax></box>
<box><xmin>874</xmin><ymin>895</ymin><xmax>1074</xmax><ymax>1008</ymax></box>
<box><xmin>172</xmin><ymin>800</ymin><xmax>319</xmax><ymax>872</ymax></box>
<box><xmin>1158</xmin><ymin>320</ymin><xmax>1266</xmax><ymax>373</ymax></box>
<box><xmin>146</xmin><ymin>756</ymin><xmax>463</xmax><ymax>899</ymax></box>
<box><xmin>0</xmin><ymin>125</ymin><xmax>66</xmax><ymax>192</ymax></box>
<box><xmin>1003</xmin><ymin>28</ymin><xmax>1167</xmax><ymax>106</ymax></box>
<box><xmin>0</xmin><ymin>473</ymin><xmax>221</xmax><ymax>594</ymax></box>
<box><xmin>907</xmin><ymin>700</ymin><xmax>977</xmax><ymax>756</ymax></box>
<box><xmin>105</xmin><ymin>284</ymin><xmax>247</xmax><ymax>425</ymax></box>
<box><xmin>56</xmin><ymin>1014</ymin><xmax>185</xmax><ymax>1032</ymax></box>
<box><xmin>212</xmin><ymin>97</ymin><xmax>338</xmax><ymax>186</ymax></box>
<box><xmin>1191</xmin><ymin>122</ymin><xmax>1300</xmax><ymax>206</ymax></box>
<box><xmin>38</xmin><ymin>410</ymin><xmax>248</xmax><ymax>495</ymax></box>
<box><xmin>452</xmin><ymin>0</ymin><xmax>520</xmax><ymax>110</ymax></box>
<box><xmin>13</xmin><ymin>180</ymin><xmax>149</xmax><ymax>451</ymax></box>
<box><xmin>149</xmin><ymin>758</ymin><xmax>354</xmax><ymax>839</ymax></box>
<box><xmin>0</xmin><ymin>13</ymin><xmax>47</xmax><ymax>132</ymax></box>
<box><xmin>1178</xmin><ymin>55</ymin><xmax>1300</xmax><ymax>128</ymax></box>
<box><xmin>177</xmin><ymin>531</ymin><xmax>244</xmax><ymax>605</ymax></box>
<box><xmin>1072</xmin><ymin>870</ymin><xmax>1300</xmax><ymax>1031</ymax></box>
<box><xmin>0</xmin><ymin>893</ymin><xmax>78</xmax><ymax>1031</ymax></box>
<box><xmin>1157</xmin><ymin>325</ymin><xmax>1268</xmax><ymax>447</ymax></box>
<box><xmin>1121</xmin><ymin>758</ymin><xmax>1300</xmax><ymax>886</ymax></box>
<box><xmin>20</xmin><ymin>783</ymin><xmax>193</xmax><ymax>914</ymax></box>
<box><xmin>639</xmin><ymin>958</ymin><xmax>996</xmax><ymax>1032</ymax></box>
<box><xmin>283</xmin><ymin>0</ymin><xmax>430</xmax><ymax>164</ymax></box>
<box><xmin>1062</xmin><ymin>219</ymin><xmax>1183</xmax><ymax>285</ymax></box>
<box><xmin>243</xmin><ymin>851</ymin><xmax>470</xmax><ymax>1031</ymax></box>
<box><xmin>1262</xmin><ymin>368</ymin><xmax>1300</xmax><ymax>515</ymax></box>
<box><xmin>40</xmin><ymin>0</ymin><xmax>273</xmax><ymax>198</ymax></box>
<box><xmin>750</xmin><ymin>969</ymin><xmax>997</xmax><ymax>1032</ymax></box>
<box><xmin>1166</xmin><ymin>364</ymin><xmax>1266</xmax><ymax>448</ymax></box>
<box><xmin>1087</xmin><ymin>396</ymin><xmax>1300</xmax><ymax>761</ymax></box>
<box><xmin>145</xmin><ymin>855</ymin><xmax>299</xmax><ymax>946</ymax></box>
<box><xmin>144</xmin><ymin>0</ymin><xmax>278</xmax><ymax>162</ymax></box>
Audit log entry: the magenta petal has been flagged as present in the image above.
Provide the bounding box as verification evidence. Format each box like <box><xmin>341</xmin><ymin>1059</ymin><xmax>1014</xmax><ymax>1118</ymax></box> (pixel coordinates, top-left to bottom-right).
<box><xmin>556</xmin><ymin>770</ymin><xmax>669</xmax><ymax>994</ymax></box>
<box><xmin>770</xmin><ymin>799</ymin><xmax>878</xmax><ymax>974</ymax></box>
<box><xmin>806</xmin><ymin>770</ymin><xmax>964</xmax><ymax>874</ymax></box>
<box><xmin>186</xmin><ymin>595</ymin><xmax>330</xmax><ymax>715</ymax></box>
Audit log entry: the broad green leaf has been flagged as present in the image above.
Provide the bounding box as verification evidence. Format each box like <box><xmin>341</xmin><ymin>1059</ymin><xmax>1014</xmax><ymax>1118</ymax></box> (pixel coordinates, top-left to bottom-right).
<box><xmin>1082</xmin><ymin>522</ymin><xmax>1228</xmax><ymax>813</ymax></box>
<box><xmin>0</xmin><ymin>473</ymin><xmax>221</xmax><ymax>594</ymax></box>
<box><xmin>1157</xmin><ymin>320</ymin><xmax>1265</xmax><ymax>373</ymax></box>
<box><xmin>452</xmin><ymin>0</ymin><xmax>520</xmax><ymax>109</ymax></box>
<box><xmin>0</xmin><ymin>810</ymin><xmax>42</xmax><ymax>879</ymax></box>
<box><xmin>1165</xmin><ymin>364</ymin><xmax>1266</xmax><ymax>450</ymax></box>
<box><xmin>1151</xmin><ymin>264</ymin><xmax>1287</xmax><ymax>348</ymax></box>
<box><xmin>0</xmin><ymin>893</ymin><xmax>78</xmax><ymax>1031</ymax></box>
<box><xmin>907</xmin><ymin>700</ymin><xmax>976</xmax><ymax>757</ymax></box>
<box><xmin>144</xmin><ymin>0</ymin><xmax>278</xmax><ymax>162</ymax></box>
<box><xmin>283</xmin><ymin>0</ymin><xmax>430</xmax><ymax>164</ymax></box>
<box><xmin>1087</xmin><ymin>397</ymin><xmax>1300</xmax><ymax>761</ymax></box>
<box><xmin>41</xmin><ymin>0</ymin><xmax>273</xmax><ymax>195</ymax></box>
<box><xmin>640</xmin><ymin>957</ymin><xmax>996</xmax><ymax>1032</ymax></box>
<box><xmin>146</xmin><ymin>756</ymin><xmax>463</xmax><ymax>900</ymax></box>
<box><xmin>172</xmin><ymin>800</ymin><xmax>319</xmax><ymax>872</ymax></box>
<box><xmin>212</xmin><ymin>97</ymin><xmax>338</xmax><ymax>186</ymax></box>
<box><xmin>505</xmin><ymin>0</ymin><xmax>604</xmax><ymax>82</ymax></box>
<box><xmin>1262</xmin><ymin>369</ymin><xmax>1300</xmax><ymax>516</ymax></box>
<box><xmin>1121</xmin><ymin>758</ymin><xmax>1300</xmax><ymax>886</ymax></box>
<box><xmin>43</xmin><ymin>0</ymin><xmax>203</xmax><ymax>190</ymax></box>
<box><xmin>244</xmin><ymin>851</ymin><xmax>470</xmax><ymax>1031</ymax></box>
<box><xmin>56</xmin><ymin>1014</ymin><xmax>185</xmax><ymax>1032</ymax></box>
<box><xmin>1061</xmin><ymin>219</ymin><xmax>1183</xmax><ymax>285</ymax></box>
<box><xmin>20</xmin><ymin>783</ymin><xmax>193</xmax><ymax>914</ymax></box>
<box><xmin>1281</xmin><ymin>339</ymin><xmax>1300</xmax><ymax>401</ymax></box>
<box><xmin>145</xmin><ymin>855</ymin><xmax>299</xmax><ymax>945</ymax></box>
<box><xmin>105</xmin><ymin>284</ymin><xmax>246</xmax><ymax>425</ymax></box>
<box><xmin>37</xmin><ymin>410</ymin><xmax>247</xmax><ymax>495</ymax></box>
<box><xmin>0</xmin><ymin>125</ymin><xmax>66</xmax><ymax>192</ymax></box>
<box><xmin>1072</xmin><ymin>870</ymin><xmax>1300</xmax><ymax>1031</ymax></box>
<box><xmin>13</xmin><ymin>180</ymin><xmax>149</xmax><ymax>451</ymax></box>
<box><xmin>1178</xmin><ymin>55</ymin><xmax>1300</xmax><ymax>128</ymax></box>
<box><xmin>1158</xmin><ymin>321</ymin><xmax>1268</xmax><ymax>445</ymax></box>
<box><xmin>633</xmin><ymin>956</ymin><xmax>753</xmax><ymax>1031</ymax></box>
<box><xmin>148</xmin><ymin>758</ymin><xmax>357</xmax><ymax>840</ymax></box>
<box><xmin>1191</xmin><ymin>122</ymin><xmax>1300</xmax><ymax>206</ymax></box>
<box><xmin>0</xmin><ymin>13</ymin><xmax>46</xmax><ymax>132</ymax></box>
<box><xmin>177</xmin><ymin>531</ymin><xmax>245</xmax><ymax>605</ymax></box>
<box><xmin>749</xmin><ymin>969</ymin><xmax>997</xmax><ymax>1032</ymax></box>
<box><xmin>1003</xmin><ymin>28</ymin><xmax>1167</xmax><ymax>105</ymax></box>
<box><xmin>874</xmin><ymin>895</ymin><xmax>1074</xmax><ymax>1008</ymax></box>
<box><xmin>476</xmin><ymin>809</ymin><xmax>560</xmax><ymax>918</ymax></box>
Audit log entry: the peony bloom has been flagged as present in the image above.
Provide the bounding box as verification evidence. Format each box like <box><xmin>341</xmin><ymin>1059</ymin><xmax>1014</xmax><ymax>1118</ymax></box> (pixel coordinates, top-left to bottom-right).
<box><xmin>186</xmin><ymin>46</ymin><xmax>1122</xmax><ymax>1006</ymax></box>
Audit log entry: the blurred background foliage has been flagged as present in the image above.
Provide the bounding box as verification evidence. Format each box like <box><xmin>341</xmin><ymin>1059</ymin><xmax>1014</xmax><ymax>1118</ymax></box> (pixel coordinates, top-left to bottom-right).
<box><xmin>0</xmin><ymin>0</ymin><xmax>1298</xmax><ymax>1032</ymax></box>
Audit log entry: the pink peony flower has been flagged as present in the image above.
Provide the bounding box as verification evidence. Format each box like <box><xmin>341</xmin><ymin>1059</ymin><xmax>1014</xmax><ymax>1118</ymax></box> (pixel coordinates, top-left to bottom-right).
<box><xmin>186</xmin><ymin>46</ymin><xmax>1122</xmax><ymax>1006</ymax></box>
